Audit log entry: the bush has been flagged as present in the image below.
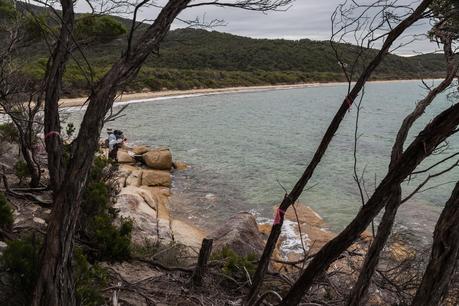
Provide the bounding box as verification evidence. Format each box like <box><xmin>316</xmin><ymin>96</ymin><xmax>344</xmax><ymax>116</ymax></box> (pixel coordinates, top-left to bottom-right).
<box><xmin>211</xmin><ymin>246</ymin><xmax>257</xmax><ymax>282</ymax></box>
<box><xmin>74</xmin><ymin>248</ymin><xmax>109</xmax><ymax>306</ymax></box>
<box><xmin>75</xmin><ymin>15</ymin><xmax>127</xmax><ymax>42</ymax></box>
<box><xmin>79</xmin><ymin>156</ymin><xmax>132</xmax><ymax>262</ymax></box>
<box><xmin>14</xmin><ymin>160</ymin><xmax>30</xmax><ymax>184</ymax></box>
<box><xmin>0</xmin><ymin>235</ymin><xmax>41</xmax><ymax>304</ymax></box>
<box><xmin>0</xmin><ymin>122</ymin><xmax>18</xmax><ymax>143</ymax></box>
<box><xmin>0</xmin><ymin>237</ymin><xmax>110</xmax><ymax>306</ymax></box>
<box><xmin>0</xmin><ymin>192</ymin><xmax>13</xmax><ymax>230</ymax></box>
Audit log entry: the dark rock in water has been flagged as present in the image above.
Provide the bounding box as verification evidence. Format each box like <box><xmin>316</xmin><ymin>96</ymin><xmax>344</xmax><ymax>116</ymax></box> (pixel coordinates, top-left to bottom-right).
<box><xmin>209</xmin><ymin>212</ymin><xmax>265</xmax><ymax>257</ymax></box>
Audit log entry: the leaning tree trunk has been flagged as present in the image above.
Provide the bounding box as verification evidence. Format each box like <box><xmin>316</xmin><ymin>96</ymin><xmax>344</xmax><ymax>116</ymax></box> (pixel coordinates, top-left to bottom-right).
<box><xmin>346</xmin><ymin>42</ymin><xmax>458</xmax><ymax>305</ymax></box>
<box><xmin>346</xmin><ymin>187</ymin><xmax>400</xmax><ymax>306</ymax></box>
<box><xmin>279</xmin><ymin>101</ymin><xmax>459</xmax><ymax>305</ymax></box>
<box><xmin>245</xmin><ymin>1</ymin><xmax>434</xmax><ymax>303</ymax></box>
<box><xmin>33</xmin><ymin>1</ymin><xmax>191</xmax><ymax>305</ymax></box>
<box><xmin>411</xmin><ymin>181</ymin><xmax>459</xmax><ymax>306</ymax></box>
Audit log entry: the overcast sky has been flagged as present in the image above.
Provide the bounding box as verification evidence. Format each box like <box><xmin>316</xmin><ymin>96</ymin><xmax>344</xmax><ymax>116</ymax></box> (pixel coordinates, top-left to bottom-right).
<box><xmin>74</xmin><ymin>0</ymin><xmax>439</xmax><ymax>55</ymax></box>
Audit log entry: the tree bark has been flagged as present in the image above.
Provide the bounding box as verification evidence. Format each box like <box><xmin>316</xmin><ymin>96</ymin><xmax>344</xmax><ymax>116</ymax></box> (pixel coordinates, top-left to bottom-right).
<box><xmin>33</xmin><ymin>1</ymin><xmax>191</xmax><ymax>305</ymax></box>
<box><xmin>346</xmin><ymin>186</ymin><xmax>400</xmax><ymax>306</ymax></box>
<box><xmin>279</xmin><ymin>101</ymin><xmax>459</xmax><ymax>305</ymax></box>
<box><xmin>411</xmin><ymin>181</ymin><xmax>459</xmax><ymax>306</ymax></box>
<box><xmin>347</xmin><ymin>40</ymin><xmax>458</xmax><ymax>305</ymax></box>
<box><xmin>245</xmin><ymin>1</ymin><xmax>434</xmax><ymax>303</ymax></box>
<box><xmin>191</xmin><ymin>238</ymin><xmax>213</xmax><ymax>286</ymax></box>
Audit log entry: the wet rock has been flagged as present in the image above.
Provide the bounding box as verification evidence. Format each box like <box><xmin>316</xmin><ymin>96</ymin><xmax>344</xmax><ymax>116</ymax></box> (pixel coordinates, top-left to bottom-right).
<box><xmin>143</xmin><ymin>148</ymin><xmax>172</xmax><ymax>170</ymax></box>
<box><xmin>141</xmin><ymin>170</ymin><xmax>171</xmax><ymax>187</ymax></box>
<box><xmin>210</xmin><ymin>212</ymin><xmax>265</xmax><ymax>257</ymax></box>
<box><xmin>173</xmin><ymin>161</ymin><xmax>188</xmax><ymax>170</ymax></box>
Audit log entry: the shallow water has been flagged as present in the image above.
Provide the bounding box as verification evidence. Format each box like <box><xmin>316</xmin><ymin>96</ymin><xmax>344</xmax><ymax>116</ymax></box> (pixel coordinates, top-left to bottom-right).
<box><xmin>68</xmin><ymin>80</ymin><xmax>458</xmax><ymax>242</ymax></box>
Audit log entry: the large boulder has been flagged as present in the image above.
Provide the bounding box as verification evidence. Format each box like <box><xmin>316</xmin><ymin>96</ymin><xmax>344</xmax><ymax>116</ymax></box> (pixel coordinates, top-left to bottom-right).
<box><xmin>171</xmin><ymin>219</ymin><xmax>206</xmax><ymax>250</ymax></box>
<box><xmin>209</xmin><ymin>212</ymin><xmax>265</xmax><ymax>257</ymax></box>
<box><xmin>132</xmin><ymin>145</ymin><xmax>150</xmax><ymax>155</ymax></box>
<box><xmin>143</xmin><ymin>148</ymin><xmax>172</xmax><ymax>170</ymax></box>
<box><xmin>115</xmin><ymin>186</ymin><xmax>172</xmax><ymax>244</ymax></box>
<box><xmin>141</xmin><ymin>169</ymin><xmax>172</xmax><ymax>187</ymax></box>
<box><xmin>117</xmin><ymin>150</ymin><xmax>135</xmax><ymax>164</ymax></box>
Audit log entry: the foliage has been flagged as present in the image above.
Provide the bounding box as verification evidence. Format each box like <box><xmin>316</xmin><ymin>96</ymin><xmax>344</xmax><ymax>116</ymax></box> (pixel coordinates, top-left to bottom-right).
<box><xmin>74</xmin><ymin>248</ymin><xmax>109</xmax><ymax>306</ymax></box>
<box><xmin>0</xmin><ymin>122</ymin><xmax>18</xmax><ymax>143</ymax></box>
<box><xmin>65</xmin><ymin>122</ymin><xmax>76</xmax><ymax>140</ymax></box>
<box><xmin>132</xmin><ymin>240</ymin><xmax>188</xmax><ymax>266</ymax></box>
<box><xmin>0</xmin><ymin>237</ymin><xmax>110</xmax><ymax>306</ymax></box>
<box><xmin>211</xmin><ymin>246</ymin><xmax>257</xmax><ymax>281</ymax></box>
<box><xmin>80</xmin><ymin>155</ymin><xmax>132</xmax><ymax>262</ymax></box>
<box><xmin>75</xmin><ymin>14</ymin><xmax>127</xmax><ymax>42</ymax></box>
<box><xmin>0</xmin><ymin>235</ymin><xmax>41</xmax><ymax>305</ymax></box>
<box><xmin>0</xmin><ymin>192</ymin><xmax>13</xmax><ymax>230</ymax></box>
<box><xmin>0</xmin><ymin>0</ymin><xmax>16</xmax><ymax>20</ymax></box>
<box><xmin>14</xmin><ymin>160</ymin><xmax>30</xmax><ymax>184</ymax></box>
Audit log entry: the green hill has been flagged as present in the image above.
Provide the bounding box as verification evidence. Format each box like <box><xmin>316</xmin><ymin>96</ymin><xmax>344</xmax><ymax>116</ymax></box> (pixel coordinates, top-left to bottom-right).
<box><xmin>6</xmin><ymin>2</ymin><xmax>447</xmax><ymax>97</ymax></box>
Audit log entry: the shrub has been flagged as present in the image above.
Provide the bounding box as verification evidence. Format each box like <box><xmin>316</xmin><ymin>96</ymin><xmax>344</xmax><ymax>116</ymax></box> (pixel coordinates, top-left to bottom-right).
<box><xmin>75</xmin><ymin>15</ymin><xmax>127</xmax><ymax>42</ymax></box>
<box><xmin>14</xmin><ymin>160</ymin><xmax>30</xmax><ymax>184</ymax></box>
<box><xmin>0</xmin><ymin>122</ymin><xmax>18</xmax><ymax>143</ymax></box>
<box><xmin>74</xmin><ymin>248</ymin><xmax>109</xmax><ymax>306</ymax></box>
<box><xmin>0</xmin><ymin>192</ymin><xmax>13</xmax><ymax>230</ymax></box>
<box><xmin>0</xmin><ymin>235</ymin><xmax>41</xmax><ymax>304</ymax></box>
<box><xmin>0</xmin><ymin>237</ymin><xmax>109</xmax><ymax>306</ymax></box>
<box><xmin>79</xmin><ymin>155</ymin><xmax>132</xmax><ymax>262</ymax></box>
<box><xmin>211</xmin><ymin>246</ymin><xmax>257</xmax><ymax>281</ymax></box>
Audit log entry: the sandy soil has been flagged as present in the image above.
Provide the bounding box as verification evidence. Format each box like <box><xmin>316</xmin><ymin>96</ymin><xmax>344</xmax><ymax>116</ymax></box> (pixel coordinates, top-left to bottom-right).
<box><xmin>58</xmin><ymin>79</ymin><xmax>422</xmax><ymax>108</ymax></box>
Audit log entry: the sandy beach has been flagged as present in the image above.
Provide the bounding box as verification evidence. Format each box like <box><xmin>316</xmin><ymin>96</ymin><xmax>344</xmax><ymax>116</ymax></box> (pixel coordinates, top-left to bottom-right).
<box><xmin>59</xmin><ymin>79</ymin><xmax>423</xmax><ymax>108</ymax></box>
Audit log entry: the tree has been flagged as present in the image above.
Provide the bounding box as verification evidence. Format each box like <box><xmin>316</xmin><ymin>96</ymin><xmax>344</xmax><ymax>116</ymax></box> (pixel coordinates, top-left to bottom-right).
<box><xmin>27</xmin><ymin>1</ymin><xmax>293</xmax><ymax>305</ymax></box>
<box><xmin>246</xmin><ymin>1</ymin><xmax>436</xmax><ymax>303</ymax></box>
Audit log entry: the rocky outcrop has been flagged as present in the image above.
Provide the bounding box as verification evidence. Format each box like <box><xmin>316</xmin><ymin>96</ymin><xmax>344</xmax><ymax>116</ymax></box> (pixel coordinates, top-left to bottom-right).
<box><xmin>142</xmin><ymin>148</ymin><xmax>173</xmax><ymax>170</ymax></box>
<box><xmin>114</xmin><ymin>147</ymin><xmax>203</xmax><ymax>250</ymax></box>
<box><xmin>209</xmin><ymin>212</ymin><xmax>265</xmax><ymax>257</ymax></box>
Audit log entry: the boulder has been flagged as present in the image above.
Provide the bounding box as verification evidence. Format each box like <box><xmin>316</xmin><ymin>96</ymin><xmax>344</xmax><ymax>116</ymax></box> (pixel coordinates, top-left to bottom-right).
<box><xmin>209</xmin><ymin>212</ymin><xmax>265</xmax><ymax>257</ymax></box>
<box><xmin>140</xmin><ymin>186</ymin><xmax>171</xmax><ymax>220</ymax></box>
<box><xmin>132</xmin><ymin>145</ymin><xmax>150</xmax><ymax>155</ymax></box>
<box><xmin>117</xmin><ymin>150</ymin><xmax>135</xmax><ymax>164</ymax></box>
<box><xmin>115</xmin><ymin>186</ymin><xmax>172</xmax><ymax>244</ymax></box>
<box><xmin>143</xmin><ymin>148</ymin><xmax>172</xmax><ymax>170</ymax></box>
<box><xmin>171</xmin><ymin>219</ymin><xmax>206</xmax><ymax>249</ymax></box>
<box><xmin>173</xmin><ymin>161</ymin><xmax>188</xmax><ymax>170</ymax></box>
<box><xmin>141</xmin><ymin>170</ymin><xmax>171</xmax><ymax>187</ymax></box>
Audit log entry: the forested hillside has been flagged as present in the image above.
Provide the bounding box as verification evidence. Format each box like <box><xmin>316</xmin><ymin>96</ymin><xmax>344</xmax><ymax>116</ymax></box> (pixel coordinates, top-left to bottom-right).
<box><xmin>11</xmin><ymin>4</ymin><xmax>445</xmax><ymax>96</ymax></box>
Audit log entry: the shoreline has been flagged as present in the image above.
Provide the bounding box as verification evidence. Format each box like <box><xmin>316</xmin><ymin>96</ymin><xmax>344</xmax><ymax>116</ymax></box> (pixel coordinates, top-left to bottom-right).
<box><xmin>59</xmin><ymin>79</ymin><xmax>428</xmax><ymax>109</ymax></box>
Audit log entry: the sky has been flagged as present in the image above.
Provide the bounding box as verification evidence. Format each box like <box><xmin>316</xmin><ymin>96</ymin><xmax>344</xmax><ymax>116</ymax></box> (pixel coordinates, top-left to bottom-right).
<box><xmin>73</xmin><ymin>0</ymin><xmax>439</xmax><ymax>55</ymax></box>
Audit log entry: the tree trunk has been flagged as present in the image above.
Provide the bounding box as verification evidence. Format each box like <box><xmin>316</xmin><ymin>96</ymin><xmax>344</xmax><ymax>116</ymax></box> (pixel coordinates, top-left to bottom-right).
<box><xmin>279</xmin><ymin>101</ymin><xmax>459</xmax><ymax>305</ymax></box>
<box><xmin>31</xmin><ymin>189</ymin><xmax>81</xmax><ymax>306</ymax></box>
<box><xmin>20</xmin><ymin>141</ymin><xmax>41</xmax><ymax>188</ymax></box>
<box><xmin>33</xmin><ymin>1</ymin><xmax>191</xmax><ymax>305</ymax></box>
<box><xmin>346</xmin><ymin>186</ymin><xmax>400</xmax><ymax>306</ymax></box>
<box><xmin>191</xmin><ymin>238</ymin><xmax>213</xmax><ymax>286</ymax></box>
<box><xmin>411</xmin><ymin>181</ymin><xmax>459</xmax><ymax>306</ymax></box>
<box><xmin>246</xmin><ymin>1</ymin><xmax>433</xmax><ymax>303</ymax></box>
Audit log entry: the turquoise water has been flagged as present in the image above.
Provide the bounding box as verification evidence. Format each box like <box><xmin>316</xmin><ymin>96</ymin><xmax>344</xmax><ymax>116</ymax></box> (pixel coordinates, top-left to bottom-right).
<box><xmin>69</xmin><ymin>80</ymin><xmax>458</xmax><ymax>240</ymax></box>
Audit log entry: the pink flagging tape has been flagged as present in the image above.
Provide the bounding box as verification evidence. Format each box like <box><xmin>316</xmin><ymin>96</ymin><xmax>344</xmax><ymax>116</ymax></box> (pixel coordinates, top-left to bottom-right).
<box><xmin>273</xmin><ymin>208</ymin><xmax>286</xmax><ymax>225</ymax></box>
<box><xmin>345</xmin><ymin>97</ymin><xmax>353</xmax><ymax>109</ymax></box>
<box><xmin>45</xmin><ymin>131</ymin><xmax>60</xmax><ymax>139</ymax></box>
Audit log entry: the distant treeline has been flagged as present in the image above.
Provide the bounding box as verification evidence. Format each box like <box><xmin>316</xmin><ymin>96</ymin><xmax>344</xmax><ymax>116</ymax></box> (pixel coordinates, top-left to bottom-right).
<box><xmin>10</xmin><ymin>10</ymin><xmax>445</xmax><ymax>97</ymax></box>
